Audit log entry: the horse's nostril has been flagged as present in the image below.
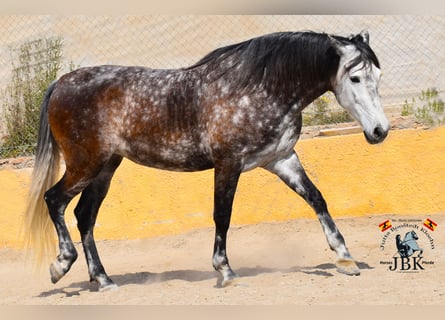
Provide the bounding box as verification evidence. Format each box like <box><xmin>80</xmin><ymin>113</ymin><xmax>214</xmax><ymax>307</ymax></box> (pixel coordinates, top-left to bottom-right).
<box><xmin>373</xmin><ymin>126</ymin><xmax>384</xmax><ymax>139</ymax></box>
<box><xmin>364</xmin><ymin>125</ymin><xmax>388</xmax><ymax>144</ymax></box>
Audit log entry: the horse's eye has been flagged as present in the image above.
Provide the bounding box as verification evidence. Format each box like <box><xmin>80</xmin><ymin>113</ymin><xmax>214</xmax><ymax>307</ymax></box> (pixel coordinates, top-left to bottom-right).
<box><xmin>350</xmin><ymin>76</ymin><xmax>360</xmax><ymax>83</ymax></box>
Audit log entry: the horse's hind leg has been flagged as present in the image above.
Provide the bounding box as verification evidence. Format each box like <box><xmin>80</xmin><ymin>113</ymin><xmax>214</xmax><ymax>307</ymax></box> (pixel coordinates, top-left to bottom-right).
<box><xmin>74</xmin><ymin>155</ymin><xmax>123</xmax><ymax>291</ymax></box>
<box><xmin>46</xmin><ymin>153</ymin><xmax>114</xmax><ymax>285</ymax></box>
<box><xmin>265</xmin><ymin>152</ymin><xmax>360</xmax><ymax>276</ymax></box>
<box><xmin>45</xmin><ymin>174</ymin><xmax>93</xmax><ymax>284</ymax></box>
<box><xmin>212</xmin><ymin>161</ymin><xmax>241</xmax><ymax>286</ymax></box>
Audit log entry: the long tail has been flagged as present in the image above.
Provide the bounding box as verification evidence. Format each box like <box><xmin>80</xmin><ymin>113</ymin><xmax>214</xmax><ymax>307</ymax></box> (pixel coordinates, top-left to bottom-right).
<box><xmin>23</xmin><ymin>80</ymin><xmax>60</xmax><ymax>269</ymax></box>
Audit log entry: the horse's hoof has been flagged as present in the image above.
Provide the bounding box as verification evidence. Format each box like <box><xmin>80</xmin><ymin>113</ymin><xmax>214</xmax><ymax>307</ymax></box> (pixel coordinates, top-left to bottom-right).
<box><xmin>98</xmin><ymin>282</ymin><xmax>119</xmax><ymax>292</ymax></box>
<box><xmin>336</xmin><ymin>259</ymin><xmax>360</xmax><ymax>276</ymax></box>
<box><xmin>222</xmin><ymin>276</ymin><xmax>249</xmax><ymax>288</ymax></box>
<box><xmin>49</xmin><ymin>262</ymin><xmax>65</xmax><ymax>284</ymax></box>
<box><xmin>221</xmin><ymin>273</ymin><xmax>240</xmax><ymax>287</ymax></box>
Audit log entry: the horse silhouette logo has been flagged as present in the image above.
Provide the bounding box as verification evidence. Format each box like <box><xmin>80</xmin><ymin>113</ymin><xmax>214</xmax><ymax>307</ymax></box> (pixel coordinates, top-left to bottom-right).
<box><xmin>395</xmin><ymin>230</ymin><xmax>423</xmax><ymax>258</ymax></box>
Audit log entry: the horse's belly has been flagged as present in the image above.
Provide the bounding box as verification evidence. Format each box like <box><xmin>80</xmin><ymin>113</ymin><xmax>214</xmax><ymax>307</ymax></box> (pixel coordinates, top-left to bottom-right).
<box><xmin>120</xmin><ymin>139</ymin><xmax>214</xmax><ymax>172</ymax></box>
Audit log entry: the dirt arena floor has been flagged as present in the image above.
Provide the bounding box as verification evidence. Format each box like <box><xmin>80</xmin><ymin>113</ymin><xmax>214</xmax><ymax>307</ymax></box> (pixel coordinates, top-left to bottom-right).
<box><xmin>1</xmin><ymin>117</ymin><xmax>443</xmax><ymax>305</ymax></box>
<box><xmin>1</xmin><ymin>213</ymin><xmax>443</xmax><ymax>305</ymax></box>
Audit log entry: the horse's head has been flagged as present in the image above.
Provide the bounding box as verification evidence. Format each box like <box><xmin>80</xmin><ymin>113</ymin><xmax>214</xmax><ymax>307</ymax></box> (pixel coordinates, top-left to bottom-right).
<box><xmin>330</xmin><ymin>31</ymin><xmax>389</xmax><ymax>144</ymax></box>
<box><xmin>408</xmin><ymin>230</ymin><xmax>418</xmax><ymax>240</ymax></box>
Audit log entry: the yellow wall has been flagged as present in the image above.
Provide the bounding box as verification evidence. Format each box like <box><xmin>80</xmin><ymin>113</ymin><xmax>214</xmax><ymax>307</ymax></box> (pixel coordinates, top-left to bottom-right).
<box><xmin>1</xmin><ymin>127</ymin><xmax>445</xmax><ymax>248</ymax></box>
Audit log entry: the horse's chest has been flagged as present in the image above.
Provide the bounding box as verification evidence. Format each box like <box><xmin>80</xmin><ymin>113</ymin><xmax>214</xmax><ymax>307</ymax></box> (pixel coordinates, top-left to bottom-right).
<box><xmin>241</xmin><ymin>113</ymin><xmax>301</xmax><ymax>171</ymax></box>
<box><xmin>204</xmin><ymin>95</ymin><xmax>302</xmax><ymax>169</ymax></box>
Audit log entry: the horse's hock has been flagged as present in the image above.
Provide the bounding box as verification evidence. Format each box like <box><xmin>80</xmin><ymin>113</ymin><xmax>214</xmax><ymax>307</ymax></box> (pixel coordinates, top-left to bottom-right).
<box><xmin>1</xmin><ymin>126</ymin><xmax>445</xmax><ymax>248</ymax></box>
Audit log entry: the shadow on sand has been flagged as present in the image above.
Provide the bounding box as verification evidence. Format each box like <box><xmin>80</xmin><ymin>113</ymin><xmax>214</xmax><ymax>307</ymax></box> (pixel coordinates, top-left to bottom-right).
<box><xmin>36</xmin><ymin>261</ymin><xmax>373</xmax><ymax>298</ymax></box>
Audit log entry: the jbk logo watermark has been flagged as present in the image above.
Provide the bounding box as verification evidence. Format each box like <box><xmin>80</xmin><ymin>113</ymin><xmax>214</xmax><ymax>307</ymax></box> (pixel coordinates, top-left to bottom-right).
<box><xmin>378</xmin><ymin>218</ymin><xmax>437</xmax><ymax>272</ymax></box>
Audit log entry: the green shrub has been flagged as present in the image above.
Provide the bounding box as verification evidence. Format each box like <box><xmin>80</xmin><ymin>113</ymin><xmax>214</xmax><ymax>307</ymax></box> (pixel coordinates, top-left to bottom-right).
<box><xmin>0</xmin><ymin>37</ymin><xmax>64</xmax><ymax>158</ymax></box>
<box><xmin>401</xmin><ymin>88</ymin><xmax>445</xmax><ymax>126</ymax></box>
<box><xmin>303</xmin><ymin>94</ymin><xmax>353</xmax><ymax>126</ymax></box>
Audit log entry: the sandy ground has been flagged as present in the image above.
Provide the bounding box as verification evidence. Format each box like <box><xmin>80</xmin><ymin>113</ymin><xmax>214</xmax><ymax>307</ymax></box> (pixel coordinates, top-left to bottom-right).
<box><xmin>2</xmin><ymin>116</ymin><xmax>441</xmax><ymax>306</ymax></box>
<box><xmin>1</xmin><ymin>213</ymin><xmax>444</xmax><ymax>305</ymax></box>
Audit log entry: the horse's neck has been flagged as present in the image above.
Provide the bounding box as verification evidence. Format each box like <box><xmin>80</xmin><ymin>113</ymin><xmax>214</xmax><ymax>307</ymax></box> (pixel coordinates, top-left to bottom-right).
<box><xmin>294</xmin><ymin>85</ymin><xmax>330</xmax><ymax>112</ymax></box>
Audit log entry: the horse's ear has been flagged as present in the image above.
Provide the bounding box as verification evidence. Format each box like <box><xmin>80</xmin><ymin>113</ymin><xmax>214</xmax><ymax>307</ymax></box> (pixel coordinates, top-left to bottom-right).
<box><xmin>359</xmin><ymin>30</ymin><xmax>370</xmax><ymax>44</ymax></box>
<box><xmin>328</xmin><ymin>35</ymin><xmax>345</xmax><ymax>56</ymax></box>
<box><xmin>348</xmin><ymin>30</ymin><xmax>369</xmax><ymax>44</ymax></box>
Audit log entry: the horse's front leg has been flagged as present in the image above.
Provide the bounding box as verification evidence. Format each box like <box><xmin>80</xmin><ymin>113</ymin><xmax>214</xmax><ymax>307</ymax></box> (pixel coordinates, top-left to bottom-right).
<box><xmin>212</xmin><ymin>161</ymin><xmax>242</xmax><ymax>287</ymax></box>
<box><xmin>265</xmin><ymin>151</ymin><xmax>360</xmax><ymax>276</ymax></box>
<box><xmin>418</xmin><ymin>248</ymin><xmax>424</xmax><ymax>258</ymax></box>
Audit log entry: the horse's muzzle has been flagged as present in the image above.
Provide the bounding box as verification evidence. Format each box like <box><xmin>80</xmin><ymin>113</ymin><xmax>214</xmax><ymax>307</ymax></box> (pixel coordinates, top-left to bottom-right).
<box><xmin>364</xmin><ymin>125</ymin><xmax>389</xmax><ymax>144</ymax></box>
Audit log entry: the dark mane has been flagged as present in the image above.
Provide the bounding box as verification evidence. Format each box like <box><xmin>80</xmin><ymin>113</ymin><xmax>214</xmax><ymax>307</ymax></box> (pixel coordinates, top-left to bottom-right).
<box><xmin>186</xmin><ymin>31</ymin><xmax>379</xmax><ymax>99</ymax></box>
